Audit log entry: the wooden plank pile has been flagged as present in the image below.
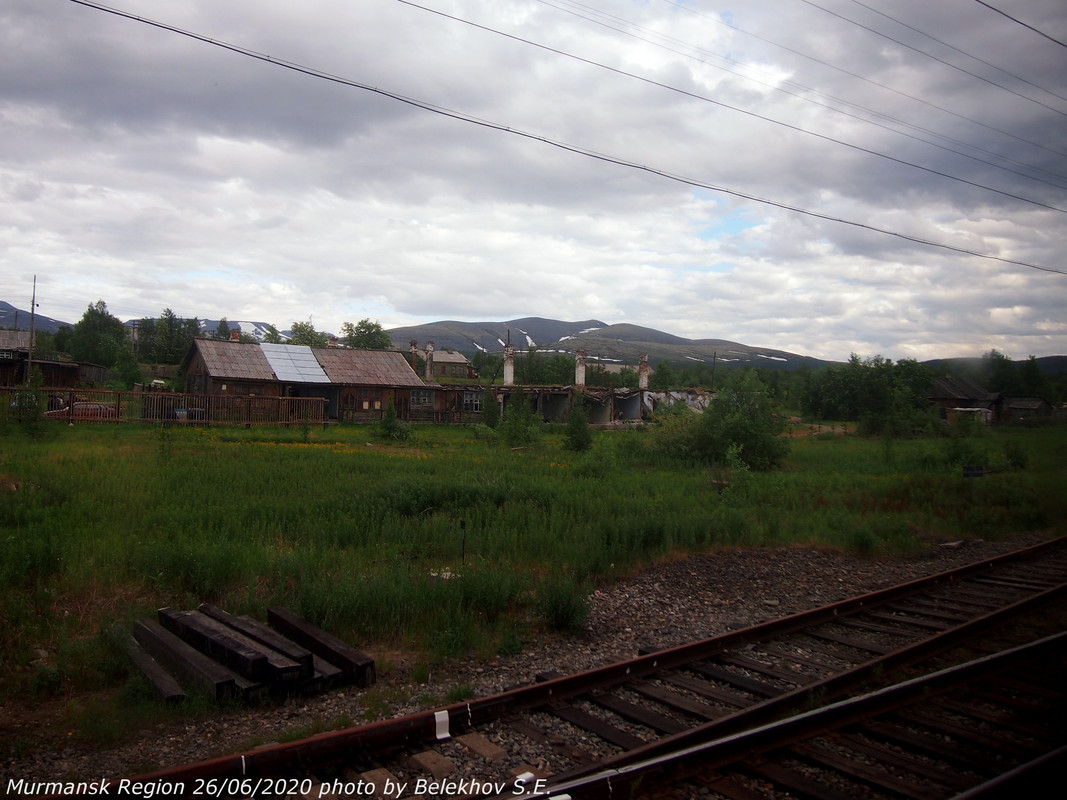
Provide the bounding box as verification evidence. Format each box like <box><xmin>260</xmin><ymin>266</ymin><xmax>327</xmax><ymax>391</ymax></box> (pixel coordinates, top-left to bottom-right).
<box><xmin>127</xmin><ymin>604</ymin><xmax>375</xmax><ymax>704</ymax></box>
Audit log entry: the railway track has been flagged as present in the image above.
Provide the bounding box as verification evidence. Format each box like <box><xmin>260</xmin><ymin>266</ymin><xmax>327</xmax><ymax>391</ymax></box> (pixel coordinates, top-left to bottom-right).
<box><xmin>540</xmin><ymin>630</ymin><xmax>1067</xmax><ymax>799</ymax></box>
<box><xmin>112</xmin><ymin>536</ymin><xmax>1067</xmax><ymax>799</ymax></box>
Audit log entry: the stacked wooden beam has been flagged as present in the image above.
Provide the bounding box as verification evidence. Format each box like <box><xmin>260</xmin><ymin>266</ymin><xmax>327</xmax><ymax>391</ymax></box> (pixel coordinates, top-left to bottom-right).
<box><xmin>128</xmin><ymin>605</ymin><xmax>375</xmax><ymax>703</ymax></box>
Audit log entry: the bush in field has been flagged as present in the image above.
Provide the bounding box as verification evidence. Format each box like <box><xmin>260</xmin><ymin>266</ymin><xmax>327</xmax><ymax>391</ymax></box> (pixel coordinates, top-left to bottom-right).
<box><xmin>501</xmin><ymin>392</ymin><xmax>541</xmax><ymax>447</ymax></box>
<box><xmin>651</xmin><ymin>371</ymin><xmax>789</xmax><ymax>471</ymax></box>
<box><xmin>482</xmin><ymin>390</ymin><xmax>500</xmax><ymax>429</ymax></box>
<box><xmin>378</xmin><ymin>398</ymin><xmax>412</xmax><ymax>441</ymax></box>
<box><xmin>563</xmin><ymin>398</ymin><xmax>593</xmax><ymax>452</ymax></box>
<box><xmin>698</xmin><ymin>371</ymin><xmax>790</xmax><ymax>470</ymax></box>
<box><xmin>535</xmin><ymin>574</ymin><xmax>591</xmax><ymax>631</ymax></box>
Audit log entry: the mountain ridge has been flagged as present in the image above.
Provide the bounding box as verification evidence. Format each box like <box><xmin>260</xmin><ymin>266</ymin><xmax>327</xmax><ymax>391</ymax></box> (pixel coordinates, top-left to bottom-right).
<box><xmin>6</xmin><ymin>302</ymin><xmax>1065</xmax><ymax>373</ymax></box>
<box><xmin>384</xmin><ymin>318</ymin><xmax>834</xmax><ymax>370</ymax></box>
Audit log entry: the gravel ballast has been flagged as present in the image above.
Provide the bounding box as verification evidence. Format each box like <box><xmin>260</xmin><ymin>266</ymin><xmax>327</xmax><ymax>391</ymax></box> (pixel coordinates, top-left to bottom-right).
<box><xmin>2</xmin><ymin>532</ymin><xmax>1054</xmax><ymax>783</ymax></box>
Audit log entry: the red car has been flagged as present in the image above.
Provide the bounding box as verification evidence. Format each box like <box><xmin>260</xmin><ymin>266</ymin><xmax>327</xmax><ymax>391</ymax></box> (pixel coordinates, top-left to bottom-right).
<box><xmin>45</xmin><ymin>401</ymin><xmax>118</xmax><ymax>420</ymax></box>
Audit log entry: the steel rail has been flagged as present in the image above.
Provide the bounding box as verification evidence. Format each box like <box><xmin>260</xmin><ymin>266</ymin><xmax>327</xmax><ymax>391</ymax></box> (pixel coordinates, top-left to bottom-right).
<box><xmin>116</xmin><ymin>536</ymin><xmax>1066</xmax><ymax>794</ymax></box>
<box><xmin>506</xmin><ymin>630</ymin><xmax>1067</xmax><ymax>799</ymax></box>
<box><xmin>537</xmin><ymin>576</ymin><xmax>1067</xmax><ymax>788</ymax></box>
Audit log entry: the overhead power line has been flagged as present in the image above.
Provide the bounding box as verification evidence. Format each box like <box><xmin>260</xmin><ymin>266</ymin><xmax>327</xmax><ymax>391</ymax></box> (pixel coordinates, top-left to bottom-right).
<box><xmin>843</xmin><ymin>0</ymin><xmax>1067</xmax><ymax>103</ymax></box>
<box><xmin>656</xmin><ymin>0</ymin><xmax>1066</xmax><ymax>162</ymax></box>
<box><xmin>63</xmin><ymin>0</ymin><xmax>1065</xmax><ymax>276</ymax></box>
<box><xmin>536</xmin><ymin>0</ymin><xmax>1067</xmax><ymax>190</ymax></box>
<box><xmin>797</xmin><ymin>0</ymin><xmax>1067</xmax><ymax>118</ymax></box>
<box><xmin>405</xmin><ymin>0</ymin><xmax>1067</xmax><ymax>210</ymax></box>
<box><xmin>972</xmin><ymin>0</ymin><xmax>1067</xmax><ymax>50</ymax></box>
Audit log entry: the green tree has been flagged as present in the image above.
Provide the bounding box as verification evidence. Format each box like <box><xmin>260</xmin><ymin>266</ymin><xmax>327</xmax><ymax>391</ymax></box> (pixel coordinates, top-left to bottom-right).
<box><xmin>70</xmin><ymin>300</ymin><xmax>128</xmax><ymax>367</ymax></box>
<box><xmin>215</xmin><ymin>318</ymin><xmax>231</xmax><ymax>341</ymax></box>
<box><xmin>132</xmin><ymin>316</ymin><xmax>157</xmax><ymax>361</ymax></box>
<box><xmin>53</xmin><ymin>325</ymin><xmax>73</xmax><ymax>354</ymax></box>
<box><xmin>288</xmin><ymin>320</ymin><xmax>329</xmax><ymax>348</ymax></box>
<box><xmin>586</xmin><ymin>365</ymin><xmax>640</xmax><ymax>388</ymax></box>
<box><xmin>501</xmin><ymin>391</ymin><xmax>541</xmax><ymax>447</ymax></box>
<box><xmin>341</xmin><ymin>319</ymin><xmax>393</xmax><ymax>350</ymax></box>
<box><xmin>471</xmin><ymin>351</ymin><xmax>503</xmax><ymax>383</ymax></box>
<box><xmin>378</xmin><ymin>398</ymin><xmax>412</xmax><ymax>441</ymax></box>
<box><xmin>1018</xmin><ymin>356</ymin><xmax>1049</xmax><ymax>398</ymax></box>
<box><xmin>696</xmin><ymin>370</ymin><xmax>789</xmax><ymax>470</ymax></box>
<box><xmin>115</xmin><ymin>345</ymin><xmax>144</xmax><ymax>388</ymax></box>
<box><xmin>802</xmin><ymin>355</ymin><xmax>933</xmax><ymax>434</ymax></box>
<box><xmin>563</xmin><ymin>397</ymin><xmax>593</xmax><ymax>452</ymax></box>
<box><xmin>153</xmin><ymin>308</ymin><xmax>198</xmax><ymax>363</ymax></box>
<box><xmin>653</xmin><ymin>370</ymin><xmax>788</xmax><ymax>470</ymax></box>
<box><xmin>516</xmin><ymin>348</ymin><xmax>574</xmax><ymax>385</ymax></box>
<box><xmin>482</xmin><ymin>389</ymin><xmax>500</xmax><ymax>428</ymax></box>
<box><xmin>263</xmin><ymin>324</ymin><xmax>284</xmax><ymax>344</ymax></box>
<box><xmin>650</xmin><ymin>361</ymin><xmax>675</xmax><ymax>390</ymax></box>
<box><xmin>982</xmin><ymin>349</ymin><xmax>1020</xmax><ymax>393</ymax></box>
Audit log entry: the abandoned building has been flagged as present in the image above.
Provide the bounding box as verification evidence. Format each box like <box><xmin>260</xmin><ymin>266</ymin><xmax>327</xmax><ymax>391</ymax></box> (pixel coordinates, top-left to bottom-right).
<box><xmin>0</xmin><ymin>330</ymin><xmax>79</xmax><ymax>388</ymax></box>
<box><xmin>179</xmin><ymin>340</ymin><xmax>673</xmax><ymax>425</ymax></box>
<box><xmin>926</xmin><ymin>375</ymin><xmax>1054</xmax><ymax>424</ymax></box>
<box><xmin>412</xmin><ymin>341</ymin><xmax>475</xmax><ymax>381</ymax></box>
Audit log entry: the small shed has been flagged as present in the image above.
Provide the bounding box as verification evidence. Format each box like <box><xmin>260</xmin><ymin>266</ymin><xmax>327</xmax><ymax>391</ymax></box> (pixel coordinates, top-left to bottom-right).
<box><xmin>927</xmin><ymin>376</ymin><xmax>1001</xmax><ymax>420</ymax></box>
<box><xmin>0</xmin><ymin>331</ymin><xmax>31</xmax><ymax>386</ymax></box>
<box><xmin>1001</xmin><ymin>396</ymin><xmax>1053</xmax><ymax>422</ymax></box>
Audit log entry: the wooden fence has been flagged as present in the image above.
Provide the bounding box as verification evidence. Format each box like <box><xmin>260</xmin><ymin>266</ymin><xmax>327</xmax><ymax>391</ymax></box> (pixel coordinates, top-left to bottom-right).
<box><xmin>1</xmin><ymin>387</ymin><xmax>326</xmax><ymax>427</ymax></box>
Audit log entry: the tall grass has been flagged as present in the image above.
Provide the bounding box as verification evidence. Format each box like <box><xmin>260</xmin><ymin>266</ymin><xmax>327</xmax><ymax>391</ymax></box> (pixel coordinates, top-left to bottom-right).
<box><xmin>1</xmin><ymin>420</ymin><xmax>1064</xmax><ymax>706</ymax></box>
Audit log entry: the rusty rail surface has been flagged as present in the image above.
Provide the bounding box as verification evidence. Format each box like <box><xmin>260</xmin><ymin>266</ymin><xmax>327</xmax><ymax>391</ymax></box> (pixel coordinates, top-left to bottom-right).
<box><xmin>94</xmin><ymin>535</ymin><xmax>1067</xmax><ymax>798</ymax></box>
<box><xmin>521</xmin><ymin>630</ymin><xmax>1067</xmax><ymax>799</ymax></box>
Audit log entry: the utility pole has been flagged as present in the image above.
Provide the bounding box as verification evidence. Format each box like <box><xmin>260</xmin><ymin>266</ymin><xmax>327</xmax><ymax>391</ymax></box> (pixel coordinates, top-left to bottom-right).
<box><xmin>25</xmin><ymin>275</ymin><xmax>37</xmax><ymax>385</ymax></box>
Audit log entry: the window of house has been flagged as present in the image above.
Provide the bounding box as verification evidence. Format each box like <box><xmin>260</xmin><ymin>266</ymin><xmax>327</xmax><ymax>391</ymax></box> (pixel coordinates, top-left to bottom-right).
<box><xmin>412</xmin><ymin>389</ymin><xmax>433</xmax><ymax>406</ymax></box>
<box><xmin>357</xmin><ymin>389</ymin><xmax>381</xmax><ymax>410</ymax></box>
<box><xmin>463</xmin><ymin>391</ymin><xmax>481</xmax><ymax>412</ymax></box>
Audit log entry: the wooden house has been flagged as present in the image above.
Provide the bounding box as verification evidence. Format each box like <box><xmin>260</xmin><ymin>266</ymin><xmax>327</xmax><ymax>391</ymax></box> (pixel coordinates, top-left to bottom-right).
<box><xmin>0</xmin><ymin>331</ymin><xmax>79</xmax><ymax>388</ymax></box>
<box><xmin>0</xmin><ymin>331</ymin><xmax>31</xmax><ymax>386</ymax></box>
<box><xmin>927</xmin><ymin>375</ymin><xmax>1001</xmax><ymax>422</ymax></box>
<box><xmin>182</xmin><ymin>340</ymin><xmax>428</xmax><ymax>422</ymax></box>
<box><xmin>418</xmin><ymin>347</ymin><xmax>474</xmax><ymax>381</ymax></box>
<box><xmin>1001</xmin><ymin>396</ymin><xmax>1053</xmax><ymax>422</ymax></box>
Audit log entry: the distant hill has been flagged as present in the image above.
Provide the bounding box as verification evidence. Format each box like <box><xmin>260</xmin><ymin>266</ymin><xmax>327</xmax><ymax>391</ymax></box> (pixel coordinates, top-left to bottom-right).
<box><xmin>195</xmin><ymin>319</ymin><xmax>296</xmax><ymax>341</ymax></box>
<box><xmin>6</xmin><ymin>301</ymin><xmax>1062</xmax><ymax>373</ymax></box>
<box><xmin>0</xmin><ymin>301</ymin><xmax>73</xmax><ymax>334</ymax></box>
<box><xmin>385</xmin><ymin>317</ymin><xmax>835</xmax><ymax>370</ymax></box>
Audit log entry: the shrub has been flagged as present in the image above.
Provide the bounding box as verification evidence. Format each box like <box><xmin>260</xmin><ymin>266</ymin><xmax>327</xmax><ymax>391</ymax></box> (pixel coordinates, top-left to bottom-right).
<box><xmin>501</xmin><ymin>393</ymin><xmax>541</xmax><ymax>447</ymax></box>
<box><xmin>651</xmin><ymin>371</ymin><xmax>789</xmax><ymax>470</ymax></box>
<box><xmin>481</xmin><ymin>390</ymin><xmax>500</xmax><ymax>429</ymax></box>
<box><xmin>378</xmin><ymin>399</ymin><xmax>412</xmax><ymax>441</ymax></box>
<box><xmin>563</xmin><ymin>399</ymin><xmax>593</xmax><ymax>452</ymax></box>
<box><xmin>535</xmin><ymin>574</ymin><xmax>591</xmax><ymax>632</ymax></box>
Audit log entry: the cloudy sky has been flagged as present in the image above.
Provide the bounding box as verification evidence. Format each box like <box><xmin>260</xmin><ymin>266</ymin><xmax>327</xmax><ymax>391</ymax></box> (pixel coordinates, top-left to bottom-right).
<box><xmin>2</xmin><ymin>0</ymin><xmax>1065</xmax><ymax>361</ymax></box>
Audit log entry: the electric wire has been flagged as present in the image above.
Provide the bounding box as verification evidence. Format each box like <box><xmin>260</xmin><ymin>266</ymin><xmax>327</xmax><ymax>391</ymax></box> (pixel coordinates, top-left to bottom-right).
<box><xmin>63</xmin><ymin>0</ymin><xmax>1065</xmax><ymax>276</ymax></box>
<box><xmin>972</xmin><ymin>0</ymin><xmax>1067</xmax><ymax>50</ymax></box>
<box><xmin>656</xmin><ymin>0</ymin><xmax>1066</xmax><ymax>161</ymax></box>
<box><xmin>796</xmin><ymin>0</ymin><xmax>1067</xmax><ymax>118</ymax></box>
<box><xmin>536</xmin><ymin>0</ymin><xmax>1067</xmax><ymax>190</ymax></box>
<box><xmin>843</xmin><ymin>0</ymin><xmax>1067</xmax><ymax>104</ymax></box>
<box><xmin>403</xmin><ymin>0</ymin><xmax>1067</xmax><ymax>210</ymax></box>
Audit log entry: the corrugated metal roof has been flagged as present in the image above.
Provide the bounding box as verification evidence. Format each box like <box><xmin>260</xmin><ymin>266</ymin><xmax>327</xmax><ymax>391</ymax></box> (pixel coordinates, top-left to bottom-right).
<box><xmin>191</xmin><ymin>340</ymin><xmax>426</xmax><ymax>387</ymax></box>
<box><xmin>314</xmin><ymin>348</ymin><xmax>426</xmax><ymax>387</ymax></box>
<box><xmin>261</xmin><ymin>343</ymin><xmax>331</xmax><ymax>383</ymax></box>
<box><xmin>0</xmin><ymin>330</ymin><xmax>31</xmax><ymax>349</ymax></box>
<box><xmin>928</xmin><ymin>375</ymin><xmax>993</xmax><ymax>401</ymax></box>
<box><xmin>194</xmin><ymin>340</ymin><xmax>276</xmax><ymax>381</ymax></box>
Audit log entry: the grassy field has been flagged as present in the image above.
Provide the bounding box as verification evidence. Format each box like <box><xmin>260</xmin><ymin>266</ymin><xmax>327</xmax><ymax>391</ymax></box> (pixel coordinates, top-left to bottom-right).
<box><xmin>1</xmin><ymin>418</ymin><xmax>1064</xmax><ymax>744</ymax></box>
